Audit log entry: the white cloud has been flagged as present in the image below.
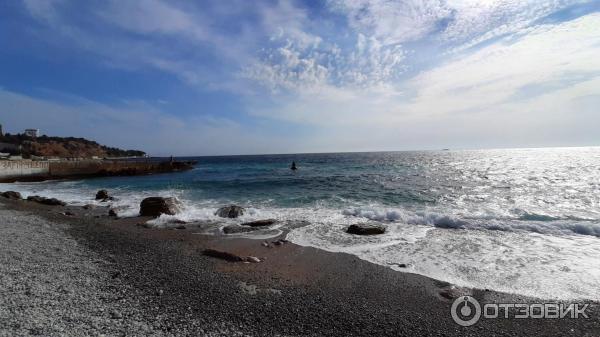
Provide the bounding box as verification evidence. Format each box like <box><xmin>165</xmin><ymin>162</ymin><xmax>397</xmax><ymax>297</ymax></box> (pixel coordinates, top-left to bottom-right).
<box><xmin>248</xmin><ymin>13</ymin><xmax>600</xmax><ymax>149</ymax></box>
<box><xmin>409</xmin><ymin>12</ymin><xmax>600</xmax><ymax>116</ymax></box>
<box><xmin>245</xmin><ymin>30</ymin><xmax>406</xmax><ymax>92</ymax></box>
<box><xmin>328</xmin><ymin>0</ymin><xmax>451</xmax><ymax>44</ymax></box>
<box><xmin>442</xmin><ymin>0</ymin><xmax>586</xmax><ymax>52</ymax></box>
<box><xmin>22</xmin><ymin>0</ymin><xmax>64</xmax><ymax>22</ymax></box>
<box><xmin>100</xmin><ymin>0</ymin><xmax>207</xmax><ymax>37</ymax></box>
<box><xmin>327</xmin><ymin>0</ymin><xmax>586</xmax><ymax>49</ymax></box>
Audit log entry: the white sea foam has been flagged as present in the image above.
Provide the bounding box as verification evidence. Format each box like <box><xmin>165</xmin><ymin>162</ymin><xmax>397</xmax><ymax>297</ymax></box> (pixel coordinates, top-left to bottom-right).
<box><xmin>3</xmin><ymin>179</ymin><xmax>600</xmax><ymax>300</ymax></box>
<box><xmin>287</xmin><ymin>222</ymin><xmax>600</xmax><ymax>300</ymax></box>
<box><xmin>342</xmin><ymin>206</ymin><xmax>600</xmax><ymax>237</ymax></box>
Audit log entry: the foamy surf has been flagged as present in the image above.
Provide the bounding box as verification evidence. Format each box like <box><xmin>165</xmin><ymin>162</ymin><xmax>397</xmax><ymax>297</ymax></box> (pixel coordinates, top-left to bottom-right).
<box><xmin>287</xmin><ymin>221</ymin><xmax>600</xmax><ymax>300</ymax></box>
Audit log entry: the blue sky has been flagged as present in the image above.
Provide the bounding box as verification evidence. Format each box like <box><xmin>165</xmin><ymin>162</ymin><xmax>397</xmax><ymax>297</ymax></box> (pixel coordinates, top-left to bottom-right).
<box><xmin>1</xmin><ymin>0</ymin><xmax>599</xmax><ymax>155</ymax></box>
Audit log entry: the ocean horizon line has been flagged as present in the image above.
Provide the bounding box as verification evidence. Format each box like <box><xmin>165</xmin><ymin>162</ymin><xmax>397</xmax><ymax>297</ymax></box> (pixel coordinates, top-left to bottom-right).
<box><xmin>151</xmin><ymin>144</ymin><xmax>600</xmax><ymax>159</ymax></box>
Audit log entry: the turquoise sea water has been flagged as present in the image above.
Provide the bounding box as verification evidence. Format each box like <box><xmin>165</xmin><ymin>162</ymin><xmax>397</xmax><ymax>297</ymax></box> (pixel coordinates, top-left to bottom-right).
<box><xmin>3</xmin><ymin>147</ymin><xmax>600</xmax><ymax>299</ymax></box>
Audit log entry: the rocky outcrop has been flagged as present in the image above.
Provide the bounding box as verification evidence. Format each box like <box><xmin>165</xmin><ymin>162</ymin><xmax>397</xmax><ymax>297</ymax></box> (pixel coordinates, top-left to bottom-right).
<box><xmin>215</xmin><ymin>205</ymin><xmax>245</xmax><ymax>218</ymax></box>
<box><xmin>139</xmin><ymin>197</ymin><xmax>179</xmax><ymax>217</ymax></box>
<box><xmin>0</xmin><ymin>133</ymin><xmax>145</xmax><ymax>159</ymax></box>
<box><xmin>95</xmin><ymin>190</ymin><xmax>109</xmax><ymax>200</ymax></box>
<box><xmin>1</xmin><ymin>191</ymin><xmax>22</xmax><ymax>200</ymax></box>
<box><xmin>346</xmin><ymin>223</ymin><xmax>386</xmax><ymax>235</ymax></box>
<box><xmin>26</xmin><ymin>195</ymin><xmax>67</xmax><ymax>206</ymax></box>
<box><xmin>242</xmin><ymin>219</ymin><xmax>276</xmax><ymax>227</ymax></box>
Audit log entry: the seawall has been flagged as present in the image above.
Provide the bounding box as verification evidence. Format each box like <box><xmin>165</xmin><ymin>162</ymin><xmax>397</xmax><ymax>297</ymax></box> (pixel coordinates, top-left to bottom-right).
<box><xmin>0</xmin><ymin>160</ymin><xmax>195</xmax><ymax>183</ymax></box>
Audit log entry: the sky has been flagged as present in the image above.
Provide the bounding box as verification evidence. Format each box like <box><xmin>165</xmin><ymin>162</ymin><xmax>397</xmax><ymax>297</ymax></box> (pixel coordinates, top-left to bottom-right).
<box><xmin>0</xmin><ymin>0</ymin><xmax>599</xmax><ymax>156</ymax></box>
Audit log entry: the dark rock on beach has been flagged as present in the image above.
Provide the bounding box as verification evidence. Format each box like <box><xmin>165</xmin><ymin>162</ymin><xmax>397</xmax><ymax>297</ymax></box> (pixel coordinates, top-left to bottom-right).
<box><xmin>242</xmin><ymin>219</ymin><xmax>276</xmax><ymax>227</ymax></box>
<box><xmin>95</xmin><ymin>190</ymin><xmax>110</xmax><ymax>200</ymax></box>
<box><xmin>346</xmin><ymin>223</ymin><xmax>386</xmax><ymax>235</ymax></box>
<box><xmin>1</xmin><ymin>191</ymin><xmax>22</xmax><ymax>199</ymax></box>
<box><xmin>202</xmin><ymin>249</ymin><xmax>244</xmax><ymax>262</ymax></box>
<box><xmin>108</xmin><ymin>209</ymin><xmax>118</xmax><ymax>217</ymax></box>
<box><xmin>223</xmin><ymin>225</ymin><xmax>257</xmax><ymax>234</ymax></box>
<box><xmin>438</xmin><ymin>286</ymin><xmax>469</xmax><ymax>300</ymax></box>
<box><xmin>27</xmin><ymin>195</ymin><xmax>67</xmax><ymax>206</ymax></box>
<box><xmin>215</xmin><ymin>205</ymin><xmax>245</xmax><ymax>218</ymax></box>
<box><xmin>202</xmin><ymin>249</ymin><xmax>261</xmax><ymax>263</ymax></box>
<box><xmin>139</xmin><ymin>197</ymin><xmax>179</xmax><ymax>217</ymax></box>
<box><xmin>271</xmin><ymin>239</ymin><xmax>289</xmax><ymax>246</ymax></box>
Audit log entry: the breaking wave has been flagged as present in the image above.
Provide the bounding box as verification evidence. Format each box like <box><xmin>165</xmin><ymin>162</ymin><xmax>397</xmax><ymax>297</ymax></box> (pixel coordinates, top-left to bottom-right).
<box><xmin>342</xmin><ymin>207</ymin><xmax>600</xmax><ymax>237</ymax></box>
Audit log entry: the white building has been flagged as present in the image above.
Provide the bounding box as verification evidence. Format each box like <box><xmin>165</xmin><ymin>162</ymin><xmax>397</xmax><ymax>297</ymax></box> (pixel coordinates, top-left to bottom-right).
<box><xmin>24</xmin><ymin>129</ymin><xmax>40</xmax><ymax>138</ymax></box>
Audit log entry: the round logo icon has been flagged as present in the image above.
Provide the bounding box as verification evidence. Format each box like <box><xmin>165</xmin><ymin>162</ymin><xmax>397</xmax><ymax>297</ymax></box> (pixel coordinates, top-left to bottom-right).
<box><xmin>451</xmin><ymin>296</ymin><xmax>481</xmax><ymax>326</ymax></box>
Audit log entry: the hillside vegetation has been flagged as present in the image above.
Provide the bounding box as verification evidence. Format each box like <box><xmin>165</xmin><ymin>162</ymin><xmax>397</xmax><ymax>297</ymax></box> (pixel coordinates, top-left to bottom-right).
<box><xmin>0</xmin><ymin>133</ymin><xmax>146</xmax><ymax>158</ymax></box>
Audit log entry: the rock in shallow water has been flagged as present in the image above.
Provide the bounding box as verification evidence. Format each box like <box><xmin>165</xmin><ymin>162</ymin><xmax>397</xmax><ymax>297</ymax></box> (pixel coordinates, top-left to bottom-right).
<box><xmin>139</xmin><ymin>197</ymin><xmax>179</xmax><ymax>217</ymax></box>
<box><xmin>95</xmin><ymin>189</ymin><xmax>109</xmax><ymax>200</ymax></box>
<box><xmin>26</xmin><ymin>195</ymin><xmax>67</xmax><ymax>206</ymax></box>
<box><xmin>1</xmin><ymin>191</ymin><xmax>22</xmax><ymax>199</ymax></box>
<box><xmin>215</xmin><ymin>205</ymin><xmax>245</xmax><ymax>218</ymax></box>
<box><xmin>241</xmin><ymin>219</ymin><xmax>276</xmax><ymax>227</ymax></box>
<box><xmin>346</xmin><ymin>223</ymin><xmax>386</xmax><ymax>235</ymax></box>
<box><xmin>438</xmin><ymin>286</ymin><xmax>470</xmax><ymax>300</ymax></box>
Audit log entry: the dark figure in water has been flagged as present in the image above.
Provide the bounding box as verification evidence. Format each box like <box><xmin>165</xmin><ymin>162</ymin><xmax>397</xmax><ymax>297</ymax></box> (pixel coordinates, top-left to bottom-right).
<box><xmin>291</xmin><ymin>161</ymin><xmax>297</xmax><ymax>170</ymax></box>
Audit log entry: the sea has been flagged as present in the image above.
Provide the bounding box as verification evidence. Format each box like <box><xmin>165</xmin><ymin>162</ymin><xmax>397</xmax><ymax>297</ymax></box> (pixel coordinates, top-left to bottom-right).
<box><xmin>2</xmin><ymin>147</ymin><xmax>600</xmax><ymax>300</ymax></box>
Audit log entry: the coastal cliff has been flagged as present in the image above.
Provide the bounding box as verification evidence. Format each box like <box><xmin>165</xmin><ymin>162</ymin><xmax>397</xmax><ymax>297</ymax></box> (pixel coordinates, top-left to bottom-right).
<box><xmin>0</xmin><ymin>133</ymin><xmax>145</xmax><ymax>159</ymax></box>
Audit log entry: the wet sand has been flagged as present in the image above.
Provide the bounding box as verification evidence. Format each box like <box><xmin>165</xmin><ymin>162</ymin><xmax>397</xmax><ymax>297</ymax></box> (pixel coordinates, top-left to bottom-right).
<box><xmin>0</xmin><ymin>197</ymin><xmax>598</xmax><ymax>336</ymax></box>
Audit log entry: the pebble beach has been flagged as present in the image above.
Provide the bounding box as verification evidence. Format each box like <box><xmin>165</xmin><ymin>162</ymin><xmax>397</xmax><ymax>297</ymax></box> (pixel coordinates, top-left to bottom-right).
<box><xmin>1</xmin><ymin>195</ymin><xmax>598</xmax><ymax>336</ymax></box>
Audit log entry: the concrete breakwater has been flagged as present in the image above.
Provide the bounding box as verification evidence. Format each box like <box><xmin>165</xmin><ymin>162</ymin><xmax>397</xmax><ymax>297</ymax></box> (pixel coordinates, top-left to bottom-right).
<box><xmin>0</xmin><ymin>160</ymin><xmax>195</xmax><ymax>183</ymax></box>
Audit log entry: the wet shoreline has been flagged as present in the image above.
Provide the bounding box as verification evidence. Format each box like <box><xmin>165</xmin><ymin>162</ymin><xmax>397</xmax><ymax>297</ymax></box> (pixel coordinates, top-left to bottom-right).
<box><xmin>0</xmin><ymin>196</ymin><xmax>598</xmax><ymax>336</ymax></box>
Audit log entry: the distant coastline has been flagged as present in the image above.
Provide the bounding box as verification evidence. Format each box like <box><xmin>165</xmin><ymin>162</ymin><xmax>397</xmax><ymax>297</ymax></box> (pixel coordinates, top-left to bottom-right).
<box><xmin>0</xmin><ymin>129</ymin><xmax>145</xmax><ymax>160</ymax></box>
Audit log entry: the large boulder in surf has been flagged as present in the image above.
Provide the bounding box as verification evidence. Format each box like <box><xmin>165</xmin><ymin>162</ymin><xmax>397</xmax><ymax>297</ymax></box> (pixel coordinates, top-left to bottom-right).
<box><xmin>215</xmin><ymin>205</ymin><xmax>245</xmax><ymax>218</ymax></box>
<box><xmin>139</xmin><ymin>197</ymin><xmax>179</xmax><ymax>217</ymax></box>
<box><xmin>241</xmin><ymin>219</ymin><xmax>276</xmax><ymax>227</ymax></box>
<box><xmin>27</xmin><ymin>195</ymin><xmax>67</xmax><ymax>206</ymax></box>
<box><xmin>1</xmin><ymin>191</ymin><xmax>22</xmax><ymax>200</ymax></box>
<box><xmin>95</xmin><ymin>189</ymin><xmax>110</xmax><ymax>200</ymax></box>
<box><xmin>346</xmin><ymin>223</ymin><xmax>386</xmax><ymax>235</ymax></box>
